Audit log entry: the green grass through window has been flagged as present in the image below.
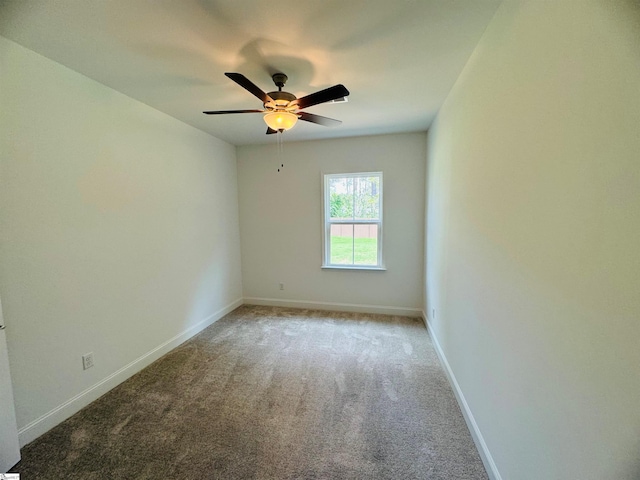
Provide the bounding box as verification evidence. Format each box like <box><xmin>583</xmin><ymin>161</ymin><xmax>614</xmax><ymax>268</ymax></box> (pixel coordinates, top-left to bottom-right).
<box><xmin>330</xmin><ymin>236</ymin><xmax>378</xmax><ymax>265</ymax></box>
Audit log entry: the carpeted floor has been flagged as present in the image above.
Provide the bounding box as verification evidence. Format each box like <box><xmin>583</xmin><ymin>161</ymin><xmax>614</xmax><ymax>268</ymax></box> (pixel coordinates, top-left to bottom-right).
<box><xmin>12</xmin><ymin>305</ymin><xmax>488</xmax><ymax>479</ymax></box>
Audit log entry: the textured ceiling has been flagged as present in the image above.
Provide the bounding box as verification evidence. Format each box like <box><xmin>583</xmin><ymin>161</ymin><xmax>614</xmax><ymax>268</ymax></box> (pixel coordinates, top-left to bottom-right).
<box><xmin>0</xmin><ymin>0</ymin><xmax>500</xmax><ymax>146</ymax></box>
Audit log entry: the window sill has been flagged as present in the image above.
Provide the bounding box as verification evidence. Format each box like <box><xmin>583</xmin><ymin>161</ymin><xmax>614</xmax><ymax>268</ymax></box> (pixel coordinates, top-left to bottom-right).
<box><xmin>321</xmin><ymin>265</ymin><xmax>387</xmax><ymax>271</ymax></box>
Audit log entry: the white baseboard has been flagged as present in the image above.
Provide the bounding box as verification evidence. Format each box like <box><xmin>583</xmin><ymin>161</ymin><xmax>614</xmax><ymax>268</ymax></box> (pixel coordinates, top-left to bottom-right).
<box><xmin>18</xmin><ymin>297</ymin><xmax>243</xmax><ymax>446</ymax></box>
<box><xmin>420</xmin><ymin>309</ymin><xmax>429</xmax><ymax>329</ymax></box>
<box><xmin>423</xmin><ymin>311</ymin><xmax>503</xmax><ymax>480</ymax></box>
<box><xmin>244</xmin><ymin>297</ymin><xmax>422</xmax><ymax>317</ymax></box>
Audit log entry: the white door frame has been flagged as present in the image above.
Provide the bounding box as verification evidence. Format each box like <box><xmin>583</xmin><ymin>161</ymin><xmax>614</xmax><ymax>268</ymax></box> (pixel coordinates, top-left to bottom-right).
<box><xmin>0</xmin><ymin>295</ymin><xmax>20</xmax><ymax>472</ymax></box>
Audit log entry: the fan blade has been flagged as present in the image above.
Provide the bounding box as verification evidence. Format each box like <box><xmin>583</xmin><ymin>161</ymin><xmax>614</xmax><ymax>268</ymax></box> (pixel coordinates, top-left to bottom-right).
<box><xmin>293</xmin><ymin>84</ymin><xmax>350</xmax><ymax>109</ymax></box>
<box><xmin>266</xmin><ymin>127</ymin><xmax>278</xmax><ymax>135</ymax></box>
<box><xmin>225</xmin><ymin>72</ymin><xmax>273</xmax><ymax>104</ymax></box>
<box><xmin>298</xmin><ymin>112</ymin><xmax>342</xmax><ymax>127</ymax></box>
<box><xmin>203</xmin><ymin>109</ymin><xmax>264</xmax><ymax>114</ymax></box>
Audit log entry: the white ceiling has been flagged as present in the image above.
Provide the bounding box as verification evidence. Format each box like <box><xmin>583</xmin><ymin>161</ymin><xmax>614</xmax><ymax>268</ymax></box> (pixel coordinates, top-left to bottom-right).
<box><xmin>0</xmin><ymin>0</ymin><xmax>500</xmax><ymax>146</ymax></box>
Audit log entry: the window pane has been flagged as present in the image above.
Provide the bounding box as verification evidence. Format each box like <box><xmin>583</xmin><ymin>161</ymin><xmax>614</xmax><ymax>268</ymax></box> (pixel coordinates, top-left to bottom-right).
<box><xmin>354</xmin><ymin>224</ymin><xmax>378</xmax><ymax>265</ymax></box>
<box><xmin>324</xmin><ymin>173</ymin><xmax>382</xmax><ymax>268</ymax></box>
<box><xmin>354</xmin><ymin>176</ymin><xmax>380</xmax><ymax>220</ymax></box>
<box><xmin>330</xmin><ymin>224</ymin><xmax>353</xmax><ymax>264</ymax></box>
<box><xmin>329</xmin><ymin>177</ymin><xmax>354</xmax><ymax>220</ymax></box>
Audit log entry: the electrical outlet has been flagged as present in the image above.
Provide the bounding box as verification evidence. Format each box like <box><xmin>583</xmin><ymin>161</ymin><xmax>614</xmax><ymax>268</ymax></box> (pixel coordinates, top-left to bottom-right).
<box><xmin>82</xmin><ymin>352</ymin><xmax>94</xmax><ymax>370</ymax></box>
<box><xmin>279</xmin><ymin>282</ymin><xmax>284</xmax><ymax>290</ymax></box>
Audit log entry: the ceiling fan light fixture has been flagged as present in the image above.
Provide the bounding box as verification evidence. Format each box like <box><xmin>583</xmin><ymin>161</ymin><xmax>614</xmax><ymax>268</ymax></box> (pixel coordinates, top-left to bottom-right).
<box><xmin>205</xmin><ymin>73</ymin><xmax>349</xmax><ymax>135</ymax></box>
<box><xmin>263</xmin><ymin>111</ymin><xmax>298</xmax><ymax>131</ymax></box>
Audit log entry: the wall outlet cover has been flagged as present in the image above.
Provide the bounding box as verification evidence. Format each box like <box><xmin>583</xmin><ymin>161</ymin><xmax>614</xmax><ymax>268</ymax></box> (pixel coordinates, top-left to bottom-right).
<box><xmin>82</xmin><ymin>352</ymin><xmax>94</xmax><ymax>370</ymax></box>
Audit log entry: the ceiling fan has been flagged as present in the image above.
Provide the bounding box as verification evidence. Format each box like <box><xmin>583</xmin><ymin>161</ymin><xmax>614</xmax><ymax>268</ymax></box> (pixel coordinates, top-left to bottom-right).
<box><xmin>203</xmin><ymin>73</ymin><xmax>350</xmax><ymax>134</ymax></box>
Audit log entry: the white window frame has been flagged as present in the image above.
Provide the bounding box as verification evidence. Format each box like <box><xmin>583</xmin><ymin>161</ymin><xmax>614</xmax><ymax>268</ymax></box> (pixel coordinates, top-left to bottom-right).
<box><xmin>322</xmin><ymin>171</ymin><xmax>385</xmax><ymax>270</ymax></box>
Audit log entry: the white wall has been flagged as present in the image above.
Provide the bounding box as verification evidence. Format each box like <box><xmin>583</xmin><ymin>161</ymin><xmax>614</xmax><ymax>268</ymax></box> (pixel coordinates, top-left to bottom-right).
<box><xmin>425</xmin><ymin>1</ymin><xmax>640</xmax><ymax>479</ymax></box>
<box><xmin>238</xmin><ymin>133</ymin><xmax>425</xmax><ymax>315</ymax></box>
<box><xmin>0</xmin><ymin>36</ymin><xmax>243</xmax><ymax>444</ymax></box>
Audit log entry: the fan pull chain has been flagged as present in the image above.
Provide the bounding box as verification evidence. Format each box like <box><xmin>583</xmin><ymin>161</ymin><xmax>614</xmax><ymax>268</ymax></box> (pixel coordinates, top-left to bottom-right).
<box><xmin>277</xmin><ymin>130</ymin><xmax>285</xmax><ymax>172</ymax></box>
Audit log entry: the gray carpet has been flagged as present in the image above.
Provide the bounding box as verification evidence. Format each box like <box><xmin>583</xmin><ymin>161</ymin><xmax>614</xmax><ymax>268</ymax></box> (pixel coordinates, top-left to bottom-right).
<box><xmin>12</xmin><ymin>305</ymin><xmax>488</xmax><ymax>479</ymax></box>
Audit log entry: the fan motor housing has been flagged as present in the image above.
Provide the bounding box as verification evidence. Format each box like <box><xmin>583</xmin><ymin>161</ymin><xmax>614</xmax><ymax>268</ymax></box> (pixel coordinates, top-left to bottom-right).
<box><xmin>265</xmin><ymin>90</ymin><xmax>297</xmax><ymax>111</ymax></box>
<box><xmin>266</xmin><ymin>91</ymin><xmax>296</xmax><ymax>102</ymax></box>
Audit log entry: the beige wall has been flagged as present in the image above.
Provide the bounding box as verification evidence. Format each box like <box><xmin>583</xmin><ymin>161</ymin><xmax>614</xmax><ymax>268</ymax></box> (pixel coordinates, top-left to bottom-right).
<box><xmin>0</xmin><ymin>36</ymin><xmax>243</xmax><ymax>443</ymax></box>
<box><xmin>238</xmin><ymin>133</ymin><xmax>426</xmax><ymax>315</ymax></box>
<box><xmin>425</xmin><ymin>1</ymin><xmax>640</xmax><ymax>479</ymax></box>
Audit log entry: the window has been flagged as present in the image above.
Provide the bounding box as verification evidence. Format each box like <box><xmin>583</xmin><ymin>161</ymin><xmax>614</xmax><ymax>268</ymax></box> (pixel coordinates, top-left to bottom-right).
<box><xmin>323</xmin><ymin>172</ymin><xmax>383</xmax><ymax>269</ymax></box>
